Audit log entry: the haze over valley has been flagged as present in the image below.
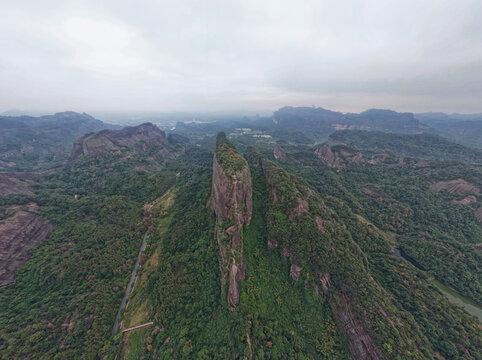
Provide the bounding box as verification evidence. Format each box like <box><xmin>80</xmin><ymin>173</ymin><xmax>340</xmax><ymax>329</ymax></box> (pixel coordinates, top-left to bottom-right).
<box><xmin>1</xmin><ymin>1</ymin><xmax>481</xmax><ymax>359</ymax></box>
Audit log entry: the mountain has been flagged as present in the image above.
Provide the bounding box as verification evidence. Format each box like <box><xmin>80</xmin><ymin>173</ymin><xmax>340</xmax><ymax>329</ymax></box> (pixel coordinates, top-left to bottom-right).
<box><xmin>271</xmin><ymin>107</ymin><xmax>427</xmax><ymax>141</ymax></box>
<box><xmin>68</xmin><ymin>122</ymin><xmax>186</xmax><ymax>168</ymax></box>
<box><xmin>415</xmin><ymin>112</ymin><xmax>482</xmax><ymax>149</ymax></box>
<box><xmin>329</xmin><ymin>130</ymin><xmax>482</xmax><ymax>163</ymax></box>
<box><xmin>0</xmin><ymin>123</ymin><xmax>480</xmax><ymax>359</ymax></box>
<box><xmin>0</xmin><ymin>111</ymin><xmax>118</xmax><ymax>172</ymax></box>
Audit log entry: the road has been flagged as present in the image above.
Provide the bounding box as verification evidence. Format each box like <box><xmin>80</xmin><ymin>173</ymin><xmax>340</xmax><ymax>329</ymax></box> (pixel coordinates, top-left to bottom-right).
<box><xmin>112</xmin><ymin>232</ymin><xmax>148</xmax><ymax>336</ymax></box>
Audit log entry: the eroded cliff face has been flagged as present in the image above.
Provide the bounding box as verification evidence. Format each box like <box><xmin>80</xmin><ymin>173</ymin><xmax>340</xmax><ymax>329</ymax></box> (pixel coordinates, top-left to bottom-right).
<box><xmin>210</xmin><ymin>134</ymin><xmax>252</xmax><ymax>306</ymax></box>
<box><xmin>0</xmin><ymin>203</ymin><xmax>54</xmax><ymax>286</ymax></box>
<box><xmin>273</xmin><ymin>145</ymin><xmax>286</xmax><ymax>162</ymax></box>
<box><xmin>314</xmin><ymin>145</ymin><xmax>364</xmax><ymax>169</ymax></box>
<box><xmin>67</xmin><ymin>123</ymin><xmax>184</xmax><ymax>168</ymax></box>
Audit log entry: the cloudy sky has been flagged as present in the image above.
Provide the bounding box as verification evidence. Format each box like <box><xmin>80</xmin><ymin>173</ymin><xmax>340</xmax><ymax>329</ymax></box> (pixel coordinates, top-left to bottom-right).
<box><xmin>1</xmin><ymin>0</ymin><xmax>482</xmax><ymax>114</ymax></box>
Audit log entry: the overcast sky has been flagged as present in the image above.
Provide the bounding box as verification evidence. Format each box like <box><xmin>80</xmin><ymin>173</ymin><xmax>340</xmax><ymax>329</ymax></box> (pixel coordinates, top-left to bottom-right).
<box><xmin>1</xmin><ymin>0</ymin><xmax>482</xmax><ymax>114</ymax></box>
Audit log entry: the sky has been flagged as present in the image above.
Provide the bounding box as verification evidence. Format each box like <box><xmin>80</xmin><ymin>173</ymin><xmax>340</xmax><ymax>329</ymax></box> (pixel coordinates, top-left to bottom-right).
<box><xmin>1</xmin><ymin>0</ymin><xmax>482</xmax><ymax>115</ymax></box>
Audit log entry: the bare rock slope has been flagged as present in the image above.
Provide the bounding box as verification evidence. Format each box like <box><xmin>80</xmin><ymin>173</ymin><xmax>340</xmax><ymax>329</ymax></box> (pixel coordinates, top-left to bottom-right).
<box><xmin>0</xmin><ymin>204</ymin><xmax>54</xmax><ymax>285</ymax></box>
<box><xmin>315</xmin><ymin>145</ymin><xmax>364</xmax><ymax>169</ymax></box>
<box><xmin>210</xmin><ymin>133</ymin><xmax>252</xmax><ymax>306</ymax></box>
<box><xmin>68</xmin><ymin>123</ymin><xmax>183</xmax><ymax>166</ymax></box>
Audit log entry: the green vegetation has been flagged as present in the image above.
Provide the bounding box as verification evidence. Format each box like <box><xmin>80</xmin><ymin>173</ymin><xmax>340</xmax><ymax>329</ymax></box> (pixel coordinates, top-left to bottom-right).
<box><xmin>214</xmin><ymin>132</ymin><xmax>249</xmax><ymax>177</ymax></box>
<box><xmin>330</xmin><ymin>130</ymin><xmax>482</xmax><ymax>163</ymax></box>
<box><xmin>1</xmin><ymin>125</ymin><xmax>481</xmax><ymax>360</ymax></box>
<box><xmin>0</xmin><ymin>152</ymin><xmax>175</xmax><ymax>359</ymax></box>
<box><xmin>270</xmin><ymin>143</ymin><xmax>481</xmax><ymax>359</ymax></box>
<box><xmin>0</xmin><ymin>112</ymin><xmax>115</xmax><ymax>171</ymax></box>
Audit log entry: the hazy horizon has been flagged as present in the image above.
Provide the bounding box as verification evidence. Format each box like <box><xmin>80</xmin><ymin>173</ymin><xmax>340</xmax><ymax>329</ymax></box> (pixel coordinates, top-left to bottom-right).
<box><xmin>1</xmin><ymin>1</ymin><xmax>482</xmax><ymax>114</ymax></box>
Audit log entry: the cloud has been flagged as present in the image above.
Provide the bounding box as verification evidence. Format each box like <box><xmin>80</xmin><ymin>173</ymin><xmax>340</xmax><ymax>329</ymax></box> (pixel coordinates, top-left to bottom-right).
<box><xmin>0</xmin><ymin>0</ymin><xmax>481</xmax><ymax>113</ymax></box>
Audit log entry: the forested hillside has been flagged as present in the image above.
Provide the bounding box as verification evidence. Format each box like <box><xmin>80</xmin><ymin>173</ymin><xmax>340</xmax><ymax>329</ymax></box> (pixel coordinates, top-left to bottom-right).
<box><xmin>0</xmin><ymin>123</ymin><xmax>480</xmax><ymax>359</ymax></box>
<box><xmin>0</xmin><ymin>112</ymin><xmax>118</xmax><ymax>171</ymax></box>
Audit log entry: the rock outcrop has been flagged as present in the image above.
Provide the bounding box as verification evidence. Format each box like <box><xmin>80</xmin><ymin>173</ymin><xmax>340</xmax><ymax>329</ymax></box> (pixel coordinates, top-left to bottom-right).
<box><xmin>314</xmin><ymin>145</ymin><xmax>363</xmax><ymax>169</ymax></box>
<box><xmin>333</xmin><ymin>293</ymin><xmax>381</xmax><ymax>360</ymax></box>
<box><xmin>430</xmin><ymin>179</ymin><xmax>480</xmax><ymax>195</ymax></box>
<box><xmin>211</xmin><ymin>133</ymin><xmax>252</xmax><ymax>306</ymax></box>
<box><xmin>0</xmin><ymin>173</ymin><xmax>35</xmax><ymax>196</ymax></box>
<box><xmin>450</xmin><ymin>195</ymin><xmax>477</xmax><ymax>206</ymax></box>
<box><xmin>70</xmin><ymin>123</ymin><xmax>165</xmax><ymax>158</ymax></box>
<box><xmin>0</xmin><ymin>203</ymin><xmax>54</xmax><ymax>286</ymax></box>
<box><xmin>476</xmin><ymin>208</ymin><xmax>482</xmax><ymax>222</ymax></box>
<box><xmin>0</xmin><ymin>170</ymin><xmax>56</xmax><ymax>197</ymax></box>
<box><xmin>273</xmin><ymin>145</ymin><xmax>286</xmax><ymax>162</ymax></box>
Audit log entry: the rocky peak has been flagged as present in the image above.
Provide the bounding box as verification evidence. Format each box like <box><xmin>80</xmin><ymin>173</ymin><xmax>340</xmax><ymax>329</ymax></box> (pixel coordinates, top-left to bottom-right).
<box><xmin>210</xmin><ymin>133</ymin><xmax>252</xmax><ymax>306</ymax></box>
<box><xmin>314</xmin><ymin>145</ymin><xmax>363</xmax><ymax>169</ymax></box>
<box><xmin>68</xmin><ymin>123</ymin><xmax>170</xmax><ymax>162</ymax></box>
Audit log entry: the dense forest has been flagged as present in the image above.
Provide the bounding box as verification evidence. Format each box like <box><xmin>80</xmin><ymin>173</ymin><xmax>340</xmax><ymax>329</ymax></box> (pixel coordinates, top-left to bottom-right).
<box><xmin>0</xmin><ymin>117</ymin><xmax>481</xmax><ymax>359</ymax></box>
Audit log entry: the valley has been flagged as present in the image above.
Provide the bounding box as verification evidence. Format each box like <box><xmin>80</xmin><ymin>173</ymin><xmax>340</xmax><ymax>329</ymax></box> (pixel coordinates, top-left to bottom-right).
<box><xmin>0</xmin><ymin>108</ymin><xmax>481</xmax><ymax>359</ymax></box>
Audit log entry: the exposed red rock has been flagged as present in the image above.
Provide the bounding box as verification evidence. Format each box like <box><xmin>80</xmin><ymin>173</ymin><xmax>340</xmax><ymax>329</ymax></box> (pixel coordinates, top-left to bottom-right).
<box><xmin>0</xmin><ymin>204</ymin><xmax>54</xmax><ymax>286</ymax></box>
<box><xmin>210</xmin><ymin>137</ymin><xmax>252</xmax><ymax>306</ymax></box>
<box><xmin>476</xmin><ymin>208</ymin><xmax>482</xmax><ymax>222</ymax></box>
<box><xmin>430</xmin><ymin>179</ymin><xmax>480</xmax><ymax>195</ymax></box>
<box><xmin>450</xmin><ymin>195</ymin><xmax>477</xmax><ymax>206</ymax></box>
<box><xmin>210</xmin><ymin>153</ymin><xmax>252</xmax><ymax>227</ymax></box>
<box><xmin>317</xmin><ymin>273</ymin><xmax>331</xmax><ymax>294</ymax></box>
<box><xmin>273</xmin><ymin>145</ymin><xmax>286</xmax><ymax>162</ymax></box>
<box><xmin>290</xmin><ymin>264</ymin><xmax>302</xmax><ymax>281</ymax></box>
<box><xmin>332</xmin><ymin>293</ymin><xmax>381</xmax><ymax>360</ymax></box>
<box><xmin>315</xmin><ymin>216</ymin><xmax>326</xmax><ymax>234</ymax></box>
<box><xmin>314</xmin><ymin>145</ymin><xmax>364</xmax><ymax>169</ymax></box>
<box><xmin>289</xmin><ymin>198</ymin><xmax>309</xmax><ymax>220</ymax></box>
<box><xmin>376</xmin><ymin>302</ymin><xmax>397</xmax><ymax>330</ymax></box>
<box><xmin>68</xmin><ymin>123</ymin><xmax>183</xmax><ymax>167</ymax></box>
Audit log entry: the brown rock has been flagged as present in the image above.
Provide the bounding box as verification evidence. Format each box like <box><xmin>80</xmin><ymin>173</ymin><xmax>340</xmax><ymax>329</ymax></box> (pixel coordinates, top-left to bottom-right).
<box><xmin>476</xmin><ymin>208</ymin><xmax>482</xmax><ymax>222</ymax></box>
<box><xmin>0</xmin><ymin>204</ymin><xmax>54</xmax><ymax>286</ymax></box>
<box><xmin>315</xmin><ymin>216</ymin><xmax>325</xmax><ymax>234</ymax></box>
<box><xmin>290</xmin><ymin>264</ymin><xmax>302</xmax><ymax>281</ymax></box>
<box><xmin>430</xmin><ymin>179</ymin><xmax>480</xmax><ymax>195</ymax></box>
<box><xmin>273</xmin><ymin>145</ymin><xmax>286</xmax><ymax>162</ymax></box>
<box><xmin>314</xmin><ymin>145</ymin><xmax>364</xmax><ymax>169</ymax></box>
<box><xmin>210</xmin><ymin>153</ymin><xmax>252</xmax><ymax>226</ymax></box>
<box><xmin>210</xmin><ymin>137</ymin><xmax>252</xmax><ymax>306</ymax></box>
<box><xmin>332</xmin><ymin>292</ymin><xmax>381</xmax><ymax>360</ymax></box>
<box><xmin>449</xmin><ymin>195</ymin><xmax>477</xmax><ymax>206</ymax></box>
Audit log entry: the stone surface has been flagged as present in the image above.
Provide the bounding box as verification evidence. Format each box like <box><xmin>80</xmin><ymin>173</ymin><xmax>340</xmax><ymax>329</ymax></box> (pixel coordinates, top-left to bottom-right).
<box><xmin>0</xmin><ymin>203</ymin><xmax>54</xmax><ymax>286</ymax></box>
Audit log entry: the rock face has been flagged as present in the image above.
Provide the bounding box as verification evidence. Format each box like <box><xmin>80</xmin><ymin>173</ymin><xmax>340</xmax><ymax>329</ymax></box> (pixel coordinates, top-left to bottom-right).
<box><xmin>290</xmin><ymin>264</ymin><xmax>302</xmax><ymax>281</ymax></box>
<box><xmin>0</xmin><ymin>173</ymin><xmax>35</xmax><ymax>196</ymax></box>
<box><xmin>273</xmin><ymin>145</ymin><xmax>286</xmax><ymax>162</ymax></box>
<box><xmin>430</xmin><ymin>179</ymin><xmax>480</xmax><ymax>195</ymax></box>
<box><xmin>210</xmin><ymin>133</ymin><xmax>252</xmax><ymax>306</ymax></box>
<box><xmin>0</xmin><ymin>203</ymin><xmax>54</xmax><ymax>286</ymax></box>
<box><xmin>69</xmin><ymin>123</ymin><xmax>169</xmax><ymax>161</ymax></box>
<box><xmin>314</xmin><ymin>145</ymin><xmax>363</xmax><ymax>169</ymax></box>
<box><xmin>333</xmin><ymin>293</ymin><xmax>380</xmax><ymax>360</ymax></box>
<box><xmin>450</xmin><ymin>195</ymin><xmax>477</xmax><ymax>206</ymax></box>
<box><xmin>476</xmin><ymin>208</ymin><xmax>482</xmax><ymax>222</ymax></box>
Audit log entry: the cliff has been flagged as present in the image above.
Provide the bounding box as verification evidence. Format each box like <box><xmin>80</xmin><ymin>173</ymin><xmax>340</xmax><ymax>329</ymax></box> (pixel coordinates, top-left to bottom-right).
<box><xmin>0</xmin><ymin>203</ymin><xmax>54</xmax><ymax>286</ymax></box>
<box><xmin>314</xmin><ymin>144</ymin><xmax>364</xmax><ymax>169</ymax></box>
<box><xmin>210</xmin><ymin>133</ymin><xmax>252</xmax><ymax>306</ymax></box>
<box><xmin>68</xmin><ymin>123</ymin><xmax>185</xmax><ymax>167</ymax></box>
<box><xmin>273</xmin><ymin>145</ymin><xmax>286</xmax><ymax>162</ymax></box>
<box><xmin>70</xmin><ymin>123</ymin><xmax>167</xmax><ymax>158</ymax></box>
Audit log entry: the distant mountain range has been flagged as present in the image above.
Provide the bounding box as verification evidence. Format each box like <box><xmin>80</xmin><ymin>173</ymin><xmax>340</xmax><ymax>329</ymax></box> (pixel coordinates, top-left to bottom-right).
<box><xmin>0</xmin><ymin>111</ymin><xmax>118</xmax><ymax>171</ymax></box>
<box><xmin>269</xmin><ymin>106</ymin><xmax>482</xmax><ymax>148</ymax></box>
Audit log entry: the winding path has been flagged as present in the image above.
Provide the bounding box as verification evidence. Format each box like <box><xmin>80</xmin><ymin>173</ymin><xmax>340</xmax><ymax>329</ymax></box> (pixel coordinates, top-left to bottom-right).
<box><xmin>112</xmin><ymin>233</ymin><xmax>148</xmax><ymax>336</ymax></box>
